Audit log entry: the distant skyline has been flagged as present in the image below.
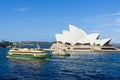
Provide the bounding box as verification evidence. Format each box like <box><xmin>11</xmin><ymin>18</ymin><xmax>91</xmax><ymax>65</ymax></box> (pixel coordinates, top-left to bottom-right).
<box><xmin>0</xmin><ymin>0</ymin><xmax>120</xmax><ymax>43</ymax></box>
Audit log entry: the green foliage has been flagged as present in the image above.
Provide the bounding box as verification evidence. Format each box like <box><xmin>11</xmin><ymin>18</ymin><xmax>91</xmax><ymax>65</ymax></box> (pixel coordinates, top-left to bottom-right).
<box><xmin>0</xmin><ymin>41</ymin><xmax>14</xmax><ymax>48</ymax></box>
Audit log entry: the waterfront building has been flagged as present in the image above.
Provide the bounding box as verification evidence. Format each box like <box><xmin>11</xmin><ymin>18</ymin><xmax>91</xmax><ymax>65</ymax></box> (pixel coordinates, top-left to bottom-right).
<box><xmin>55</xmin><ymin>24</ymin><xmax>111</xmax><ymax>46</ymax></box>
<box><xmin>51</xmin><ymin>24</ymin><xmax>120</xmax><ymax>52</ymax></box>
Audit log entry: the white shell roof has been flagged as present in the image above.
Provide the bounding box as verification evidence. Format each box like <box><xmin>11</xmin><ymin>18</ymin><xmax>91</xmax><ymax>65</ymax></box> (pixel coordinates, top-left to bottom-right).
<box><xmin>55</xmin><ymin>24</ymin><xmax>111</xmax><ymax>46</ymax></box>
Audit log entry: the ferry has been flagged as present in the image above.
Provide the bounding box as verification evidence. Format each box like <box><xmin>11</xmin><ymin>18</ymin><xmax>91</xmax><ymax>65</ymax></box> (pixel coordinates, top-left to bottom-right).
<box><xmin>7</xmin><ymin>47</ymin><xmax>51</xmax><ymax>59</ymax></box>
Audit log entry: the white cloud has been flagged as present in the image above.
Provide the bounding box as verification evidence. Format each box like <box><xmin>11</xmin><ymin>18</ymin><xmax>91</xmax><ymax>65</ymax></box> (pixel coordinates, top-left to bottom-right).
<box><xmin>14</xmin><ymin>8</ymin><xmax>28</xmax><ymax>12</ymax></box>
<box><xmin>95</xmin><ymin>23</ymin><xmax>113</xmax><ymax>28</ymax></box>
<box><xmin>81</xmin><ymin>12</ymin><xmax>120</xmax><ymax>23</ymax></box>
<box><xmin>81</xmin><ymin>11</ymin><xmax>120</xmax><ymax>28</ymax></box>
<box><xmin>110</xmin><ymin>12</ymin><xmax>120</xmax><ymax>16</ymax></box>
<box><xmin>115</xmin><ymin>29</ymin><xmax>120</xmax><ymax>32</ymax></box>
<box><xmin>90</xmin><ymin>30</ymin><xmax>102</xmax><ymax>33</ymax></box>
<box><xmin>100</xmin><ymin>12</ymin><xmax>120</xmax><ymax>17</ymax></box>
<box><xmin>116</xmin><ymin>18</ymin><xmax>120</xmax><ymax>26</ymax></box>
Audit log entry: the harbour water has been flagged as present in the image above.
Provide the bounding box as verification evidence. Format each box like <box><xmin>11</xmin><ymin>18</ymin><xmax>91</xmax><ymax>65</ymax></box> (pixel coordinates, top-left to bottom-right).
<box><xmin>1</xmin><ymin>48</ymin><xmax>120</xmax><ymax>80</ymax></box>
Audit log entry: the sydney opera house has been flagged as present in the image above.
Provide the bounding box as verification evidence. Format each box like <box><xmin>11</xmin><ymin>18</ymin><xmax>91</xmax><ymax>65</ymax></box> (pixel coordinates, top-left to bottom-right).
<box><xmin>51</xmin><ymin>24</ymin><xmax>120</xmax><ymax>52</ymax></box>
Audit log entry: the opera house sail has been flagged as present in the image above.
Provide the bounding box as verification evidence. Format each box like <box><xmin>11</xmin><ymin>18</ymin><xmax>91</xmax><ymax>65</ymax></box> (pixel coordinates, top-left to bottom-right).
<box><xmin>51</xmin><ymin>24</ymin><xmax>120</xmax><ymax>52</ymax></box>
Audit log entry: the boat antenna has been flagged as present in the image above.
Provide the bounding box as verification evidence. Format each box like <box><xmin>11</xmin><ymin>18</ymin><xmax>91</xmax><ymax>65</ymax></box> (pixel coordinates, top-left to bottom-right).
<box><xmin>37</xmin><ymin>42</ymin><xmax>40</xmax><ymax>49</ymax></box>
<box><xmin>13</xmin><ymin>43</ymin><xmax>17</xmax><ymax>49</ymax></box>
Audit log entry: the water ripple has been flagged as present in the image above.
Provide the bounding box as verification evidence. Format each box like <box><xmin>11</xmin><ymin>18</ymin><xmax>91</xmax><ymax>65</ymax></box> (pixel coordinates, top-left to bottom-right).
<box><xmin>1</xmin><ymin>48</ymin><xmax>120</xmax><ymax>80</ymax></box>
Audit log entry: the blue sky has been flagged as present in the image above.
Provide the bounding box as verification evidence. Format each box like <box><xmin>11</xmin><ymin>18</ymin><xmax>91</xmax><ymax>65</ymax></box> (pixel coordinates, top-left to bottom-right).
<box><xmin>0</xmin><ymin>0</ymin><xmax>120</xmax><ymax>43</ymax></box>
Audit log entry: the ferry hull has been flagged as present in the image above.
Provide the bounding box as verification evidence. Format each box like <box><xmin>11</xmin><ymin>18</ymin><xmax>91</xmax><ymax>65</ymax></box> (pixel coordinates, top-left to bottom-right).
<box><xmin>7</xmin><ymin>53</ymin><xmax>51</xmax><ymax>59</ymax></box>
<box><xmin>52</xmin><ymin>53</ymin><xmax>70</xmax><ymax>56</ymax></box>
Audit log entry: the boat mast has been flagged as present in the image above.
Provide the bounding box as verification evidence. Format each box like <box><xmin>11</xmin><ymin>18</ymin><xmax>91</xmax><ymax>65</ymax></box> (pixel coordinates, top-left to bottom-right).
<box><xmin>36</xmin><ymin>42</ymin><xmax>40</xmax><ymax>49</ymax></box>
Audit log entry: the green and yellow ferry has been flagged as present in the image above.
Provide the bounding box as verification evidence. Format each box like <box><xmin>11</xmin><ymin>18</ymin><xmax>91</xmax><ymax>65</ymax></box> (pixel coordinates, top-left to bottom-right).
<box><xmin>7</xmin><ymin>48</ymin><xmax>51</xmax><ymax>59</ymax></box>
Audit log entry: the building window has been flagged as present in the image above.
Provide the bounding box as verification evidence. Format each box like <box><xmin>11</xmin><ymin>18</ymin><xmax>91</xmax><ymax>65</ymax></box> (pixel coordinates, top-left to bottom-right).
<box><xmin>73</xmin><ymin>48</ymin><xmax>90</xmax><ymax>50</ymax></box>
